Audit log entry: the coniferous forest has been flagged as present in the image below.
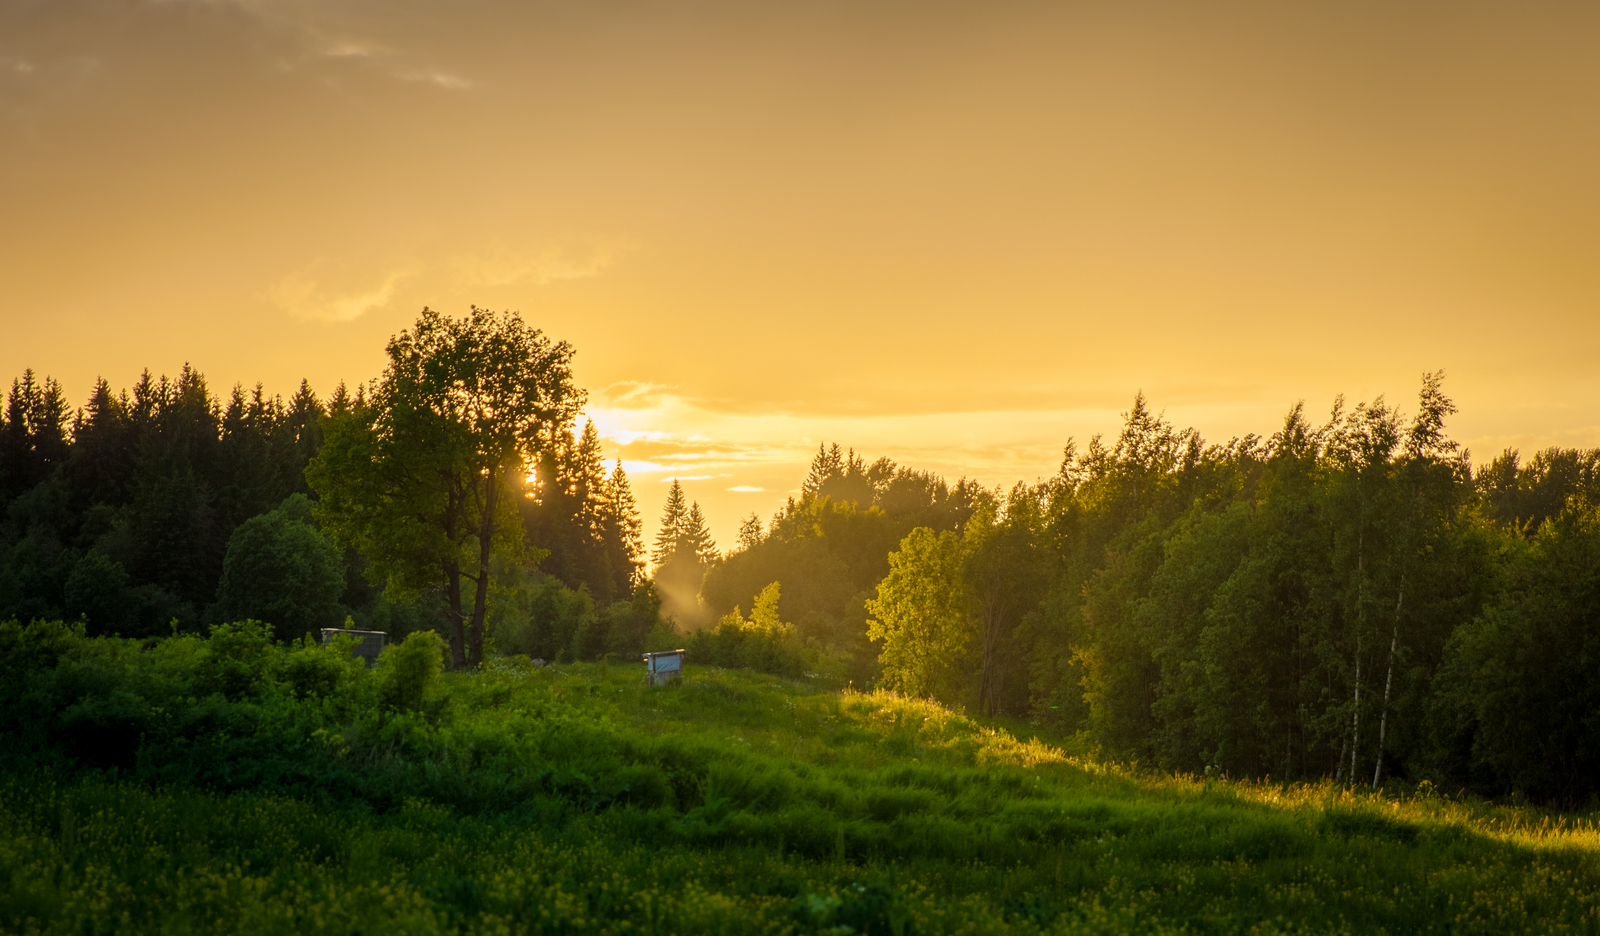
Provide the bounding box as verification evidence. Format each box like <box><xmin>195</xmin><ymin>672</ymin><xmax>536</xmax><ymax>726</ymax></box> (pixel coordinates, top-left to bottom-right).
<box><xmin>7</xmin><ymin>308</ymin><xmax>1600</xmax><ymax>933</ymax></box>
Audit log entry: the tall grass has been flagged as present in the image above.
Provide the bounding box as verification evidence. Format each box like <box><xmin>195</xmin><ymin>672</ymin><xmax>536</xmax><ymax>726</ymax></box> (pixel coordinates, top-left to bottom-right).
<box><xmin>5</xmin><ymin>626</ymin><xmax>1600</xmax><ymax>933</ymax></box>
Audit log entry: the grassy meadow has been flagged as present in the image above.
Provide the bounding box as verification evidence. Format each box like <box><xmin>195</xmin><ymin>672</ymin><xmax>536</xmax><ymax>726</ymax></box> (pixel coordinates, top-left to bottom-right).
<box><xmin>5</xmin><ymin>642</ymin><xmax>1600</xmax><ymax>935</ymax></box>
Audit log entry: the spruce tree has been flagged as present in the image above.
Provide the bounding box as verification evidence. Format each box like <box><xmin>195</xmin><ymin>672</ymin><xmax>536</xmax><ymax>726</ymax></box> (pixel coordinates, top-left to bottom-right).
<box><xmin>802</xmin><ymin>442</ymin><xmax>844</xmax><ymax>499</ymax></box>
<box><xmin>653</xmin><ymin>479</ymin><xmax>689</xmax><ymax>566</ymax></box>
<box><xmin>67</xmin><ymin>377</ymin><xmax>135</xmax><ymax>507</ymax></box>
<box><xmin>280</xmin><ymin>380</ymin><xmax>324</xmax><ymax>494</ymax></box>
<box><xmin>218</xmin><ymin>383</ymin><xmax>282</xmax><ymax>529</ymax></box>
<box><xmin>0</xmin><ymin>370</ymin><xmax>70</xmax><ymax>501</ymax></box>
<box><xmin>573</xmin><ymin>419</ymin><xmax>609</xmax><ymax>539</ymax></box>
<box><xmin>820</xmin><ymin>447</ymin><xmax>874</xmax><ymax>505</ymax></box>
<box><xmin>683</xmin><ymin>501</ymin><xmax>718</xmax><ymax>564</ymax></box>
<box><xmin>600</xmin><ymin>459</ymin><xmax>645</xmax><ymax>590</ymax></box>
<box><xmin>126</xmin><ymin>364</ymin><xmax>225</xmax><ymax>616</ymax></box>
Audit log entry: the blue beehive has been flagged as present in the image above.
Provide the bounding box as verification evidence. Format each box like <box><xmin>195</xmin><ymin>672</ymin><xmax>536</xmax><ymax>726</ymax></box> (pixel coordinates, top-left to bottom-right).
<box><xmin>643</xmin><ymin>649</ymin><xmax>685</xmax><ymax>685</ymax></box>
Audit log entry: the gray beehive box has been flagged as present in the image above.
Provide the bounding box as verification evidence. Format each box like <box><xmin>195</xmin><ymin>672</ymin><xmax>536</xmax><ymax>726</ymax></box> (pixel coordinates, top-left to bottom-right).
<box><xmin>643</xmin><ymin>649</ymin><xmax>685</xmax><ymax>685</ymax></box>
<box><xmin>320</xmin><ymin>628</ymin><xmax>387</xmax><ymax>668</ymax></box>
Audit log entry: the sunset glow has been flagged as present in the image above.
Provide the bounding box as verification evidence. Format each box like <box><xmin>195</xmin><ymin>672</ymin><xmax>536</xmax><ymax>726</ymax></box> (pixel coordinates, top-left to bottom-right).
<box><xmin>4</xmin><ymin>0</ymin><xmax>1598</xmax><ymax>548</ymax></box>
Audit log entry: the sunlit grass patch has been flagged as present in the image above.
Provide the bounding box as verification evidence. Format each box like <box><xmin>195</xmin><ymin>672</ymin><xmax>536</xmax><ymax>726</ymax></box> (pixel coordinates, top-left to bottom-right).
<box><xmin>7</xmin><ymin>651</ymin><xmax>1600</xmax><ymax>933</ymax></box>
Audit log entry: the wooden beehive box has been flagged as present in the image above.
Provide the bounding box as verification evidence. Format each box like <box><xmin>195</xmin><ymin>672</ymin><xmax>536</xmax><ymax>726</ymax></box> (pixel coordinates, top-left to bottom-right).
<box><xmin>319</xmin><ymin>627</ymin><xmax>387</xmax><ymax>668</ymax></box>
<box><xmin>643</xmin><ymin>649</ymin><xmax>685</xmax><ymax>685</ymax></box>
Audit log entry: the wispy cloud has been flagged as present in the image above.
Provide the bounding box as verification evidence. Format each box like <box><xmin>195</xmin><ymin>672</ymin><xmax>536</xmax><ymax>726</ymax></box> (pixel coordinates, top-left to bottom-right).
<box><xmin>452</xmin><ymin>241</ymin><xmax>630</xmax><ymax>289</ymax></box>
<box><xmin>591</xmin><ymin>381</ymin><xmax>681</xmax><ymax>413</ymax></box>
<box><xmin>0</xmin><ymin>53</ymin><xmax>98</xmax><ymax>85</ymax></box>
<box><xmin>603</xmin><ymin>427</ymin><xmax>678</xmax><ymax>445</ymax></box>
<box><xmin>320</xmin><ymin>41</ymin><xmax>385</xmax><ymax>59</ymax></box>
<box><xmin>264</xmin><ymin>260</ymin><xmax>412</xmax><ymax>323</ymax></box>
<box><xmin>264</xmin><ymin>238</ymin><xmax>627</xmax><ymax>325</ymax></box>
<box><xmin>401</xmin><ymin>69</ymin><xmax>472</xmax><ymax>90</ymax></box>
<box><xmin>159</xmin><ymin>2</ymin><xmax>473</xmax><ymax>91</ymax></box>
<box><xmin>727</xmin><ymin>486</ymin><xmax>766</xmax><ymax>492</ymax></box>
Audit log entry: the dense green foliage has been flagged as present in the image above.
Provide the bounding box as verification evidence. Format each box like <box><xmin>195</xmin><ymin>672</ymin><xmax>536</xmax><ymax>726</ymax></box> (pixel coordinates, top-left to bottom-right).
<box><xmin>0</xmin><ymin>368</ymin><xmax>328</xmax><ymax>633</ymax></box>
<box><xmin>1428</xmin><ymin>505</ymin><xmax>1600</xmax><ymax>801</ymax></box>
<box><xmin>6</xmin><ymin>621</ymin><xmax>1600</xmax><ymax>934</ymax></box>
<box><xmin>685</xmin><ymin>582</ymin><xmax>847</xmax><ymax>680</ymax></box>
<box><xmin>0</xmin><ymin>315</ymin><xmax>646</xmax><ymax>656</ymax></box>
<box><xmin>215</xmin><ymin>494</ymin><xmax>346</xmax><ymax>644</ymax></box>
<box><xmin>488</xmin><ymin>559</ymin><xmax>667</xmax><ymax>664</ymax></box>
<box><xmin>702</xmin><ymin>447</ymin><xmax>985</xmax><ymax>685</ymax></box>
<box><xmin>692</xmin><ymin>379</ymin><xmax>1600</xmax><ymax>804</ymax></box>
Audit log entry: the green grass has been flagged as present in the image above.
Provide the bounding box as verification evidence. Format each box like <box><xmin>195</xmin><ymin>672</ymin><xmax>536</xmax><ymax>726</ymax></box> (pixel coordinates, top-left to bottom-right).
<box><xmin>6</xmin><ymin>661</ymin><xmax>1600</xmax><ymax>934</ymax></box>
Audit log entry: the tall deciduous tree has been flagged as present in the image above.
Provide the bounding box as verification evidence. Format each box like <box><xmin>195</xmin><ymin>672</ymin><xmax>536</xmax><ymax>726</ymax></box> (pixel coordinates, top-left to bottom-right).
<box><xmin>965</xmin><ymin>484</ymin><xmax>1049</xmax><ymax>716</ymax></box>
<box><xmin>308</xmin><ymin>307</ymin><xmax>584</xmax><ymax>668</ymax></box>
<box><xmin>866</xmin><ymin>526</ymin><xmax>969</xmax><ymax>700</ymax></box>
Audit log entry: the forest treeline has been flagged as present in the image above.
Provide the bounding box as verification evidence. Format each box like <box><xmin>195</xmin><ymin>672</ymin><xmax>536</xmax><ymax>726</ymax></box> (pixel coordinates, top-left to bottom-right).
<box><xmin>5</xmin><ymin>309</ymin><xmax>1600</xmax><ymax>803</ymax></box>
<box><xmin>0</xmin><ymin>320</ymin><xmax>654</xmax><ymax>664</ymax></box>
<box><xmin>707</xmin><ymin>378</ymin><xmax>1600</xmax><ymax>804</ymax></box>
<box><xmin>666</xmin><ymin>375</ymin><xmax>1600</xmax><ymax>804</ymax></box>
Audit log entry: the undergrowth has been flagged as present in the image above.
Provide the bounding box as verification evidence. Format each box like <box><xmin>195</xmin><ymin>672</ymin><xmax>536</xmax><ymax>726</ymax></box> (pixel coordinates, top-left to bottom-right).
<box><xmin>3</xmin><ymin>620</ymin><xmax>1600</xmax><ymax>934</ymax></box>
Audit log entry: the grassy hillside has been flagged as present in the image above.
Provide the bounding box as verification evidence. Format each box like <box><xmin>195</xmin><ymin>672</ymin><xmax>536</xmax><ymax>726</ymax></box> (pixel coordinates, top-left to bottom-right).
<box><xmin>5</xmin><ymin>652</ymin><xmax>1600</xmax><ymax>934</ymax></box>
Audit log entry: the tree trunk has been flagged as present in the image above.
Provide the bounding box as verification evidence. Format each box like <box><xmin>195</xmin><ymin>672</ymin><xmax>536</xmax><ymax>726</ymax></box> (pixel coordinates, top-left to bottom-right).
<box><xmin>978</xmin><ymin>583</ymin><xmax>1007</xmax><ymax>717</ymax></box>
<box><xmin>972</xmin><ymin>604</ymin><xmax>985</xmax><ymax>716</ymax></box>
<box><xmin>440</xmin><ymin>481</ymin><xmax>468</xmax><ymax>668</ymax></box>
<box><xmin>444</xmin><ymin>558</ymin><xmax>467</xmax><ymax>668</ymax></box>
<box><xmin>467</xmin><ymin>466</ymin><xmax>499</xmax><ymax>668</ymax></box>
<box><xmin>1348</xmin><ymin>634</ymin><xmax>1362</xmax><ymax>785</ymax></box>
<box><xmin>1372</xmin><ymin>579</ymin><xmax>1404</xmax><ymax>789</ymax></box>
<box><xmin>1348</xmin><ymin>536</ymin><xmax>1364</xmax><ymax>785</ymax></box>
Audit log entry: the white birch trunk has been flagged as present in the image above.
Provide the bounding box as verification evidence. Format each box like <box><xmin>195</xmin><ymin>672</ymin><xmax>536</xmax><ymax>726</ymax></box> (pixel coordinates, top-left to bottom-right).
<box><xmin>1348</xmin><ymin>538</ymin><xmax>1365</xmax><ymax>785</ymax></box>
<box><xmin>1349</xmin><ymin>635</ymin><xmax>1362</xmax><ymax>784</ymax></box>
<box><xmin>1371</xmin><ymin>580</ymin><xmax>1404</xmax><ymax>789</ymax></box>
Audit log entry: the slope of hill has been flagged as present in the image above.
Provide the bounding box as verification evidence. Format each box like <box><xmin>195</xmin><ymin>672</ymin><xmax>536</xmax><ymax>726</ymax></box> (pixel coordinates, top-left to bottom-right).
<box><xmin>3</xmin><ymin>625</ymin><xmax>1600</xmax><ymax>934</ymax></box>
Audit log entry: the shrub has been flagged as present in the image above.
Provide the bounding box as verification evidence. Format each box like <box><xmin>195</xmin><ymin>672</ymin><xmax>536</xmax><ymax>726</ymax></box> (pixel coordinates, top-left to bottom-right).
<box><xmin>688</xmin><ymin>582</ymin><xmax>811</xmax><ymax>678</ymax></box>
<box><xmin>196</xmin><ymin>620</ymin><xmax>278</xmax><ymax>700</ymax></box>
<box><xmin>377</xmin><ymin>630</ymin><xmax>444</xmax><ymax>712</ymax></box>
<box><xmin>279</xmin><ymin>632</ymin><xmax>368</xmax><ymax>701</ymax></box>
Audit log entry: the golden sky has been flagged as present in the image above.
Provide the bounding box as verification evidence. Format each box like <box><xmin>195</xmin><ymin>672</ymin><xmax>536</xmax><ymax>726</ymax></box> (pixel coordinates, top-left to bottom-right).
<box><xmin>3</xmin><ymin>0</ymin><xmax>1599</xmax><ymax>550</ymax></box>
